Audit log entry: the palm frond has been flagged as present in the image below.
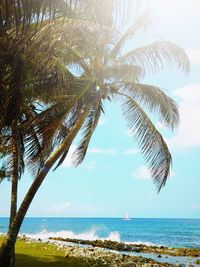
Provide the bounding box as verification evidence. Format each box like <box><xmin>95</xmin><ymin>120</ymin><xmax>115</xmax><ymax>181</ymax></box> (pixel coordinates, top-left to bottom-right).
<box><xmin>73</xmin><ymin>100</ymin><xmax>102</xmax><ymax>166</ymax></box>
<box><xmin>78</xmin><ymin>0</ymin><xmax>134</xmax><ymax>26</ymax></box>
<box><xmin>17</xmin><ymin>131</ymin><xmax>25</xmax><ymax>178</ymax></box>
<box><xmin>0</xmin><ymin>165</ymin><xmax>11</xmax><ymax>182</ymax></box>
<box><xmin>52</xmin><ymin>105</ymin><xmax>91</xmax><ymax>170</ymax></box>
<box><xmin>104</xmin><ymin>64</ymin><xmax>142</xmax><ymax>82</ymax></box>
<box><xmin>24</xmin><ymin>103</ymin><xmax>69</xmax><ymax>174</ymax></box>
<box><xmin>119</xmin><ymin>82</ymin><xmax>179</xmax><ymax>130</ymax></box>
<box><xmin>53</xmin><ymin>149</ymin><xmax>70</xmax><ymax>171</ymax></box>
<box><xmin>24</xmin><ymin>98</ymin><xmax>86</xmax><ymax>175</ymax></box>
<box><xmin>0</xmin><ymin>142</ymin><xmax>11</xmax><ymax>182</ymax></box>
<box><xmin>111</xmin><ymin>12</ymin><xmax>151</xmax><ymax>57</ymax></box>
<box><xmin>113</xmin><ymin>0</ymin><xmax>140</xmax><ymax>26</ymax></box>
<box><xmin>121</xmin><ymin>41</ymin><xmax>190</xmax><ymax>74</ymax></box>
<box><xmin>0</xmin><ymin>0</ymin><xmax>75</xmax><ymax>36</ymax></box>
<box><xmin>120</xmin><ymin>93</ymin><xmax>172</xmax><ymax>192</ymax></box>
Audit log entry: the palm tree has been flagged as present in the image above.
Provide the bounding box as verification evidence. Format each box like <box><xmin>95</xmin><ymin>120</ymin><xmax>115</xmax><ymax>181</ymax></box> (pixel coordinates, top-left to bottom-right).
<box><xmin>0</xmin><ymin>0</ymin><xmax>129</xmax><ymax>235</ymax></box>
<box><xmin>0</xmin><ymin>2</ymin><xmax>79</xmax><ymax>266</ymax></box>
<box><xmin>0</xmin><ymin>0</ymin><xmax>75</xmax><ymax>225</ymax></box>
<box><xmin>0</xmin><ymin>1</ymin><xmax>115</xmax><ymax>265</ymax></box>
<box><xmin>0</xmin><ymin>1</ymin><xmax>189</xmax><ymax>266</ymax></box>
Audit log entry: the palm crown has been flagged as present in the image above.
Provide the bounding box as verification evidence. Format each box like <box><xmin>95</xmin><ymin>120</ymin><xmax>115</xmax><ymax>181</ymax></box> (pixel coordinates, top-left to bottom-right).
<box><xmin>60</xmin><ymin>14</ymin><xmax>190</xmax><ymax>192</ymax></box>
<box><xmin>6</xmin><ymin>7</ymin><xmax>188</xmax><ymax>192</ymax></box>
<box><xmin>0</xmin><ymin>1</ymin><xmax>189</xmax><ymax>192</ymax></box>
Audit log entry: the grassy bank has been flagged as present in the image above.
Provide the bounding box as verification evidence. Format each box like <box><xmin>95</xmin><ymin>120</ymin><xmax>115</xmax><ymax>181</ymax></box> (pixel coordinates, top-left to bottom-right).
<box><xmin>0</xmin><ymin>236</ymin><xmax>89</xmax><ymax>267</ymax></box>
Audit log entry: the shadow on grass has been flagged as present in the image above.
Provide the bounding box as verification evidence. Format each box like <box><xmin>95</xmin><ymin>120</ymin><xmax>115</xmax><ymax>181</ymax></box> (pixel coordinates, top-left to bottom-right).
<box><xmin>16</xmin><ymin>253</ymin><xmax>90</xmax><ymax>267</ymax></box>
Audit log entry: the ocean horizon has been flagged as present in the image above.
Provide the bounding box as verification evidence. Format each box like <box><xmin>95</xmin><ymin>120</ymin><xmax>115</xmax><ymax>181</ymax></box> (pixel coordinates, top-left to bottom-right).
<box><xmin>1</xmin><ymin>217</ymin><xmax>200</xmax><ymax>248</ymax></box>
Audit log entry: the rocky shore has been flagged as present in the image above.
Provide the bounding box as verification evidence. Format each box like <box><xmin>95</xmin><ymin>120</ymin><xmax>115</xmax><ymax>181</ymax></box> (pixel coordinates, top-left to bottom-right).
<box><xmin>16</xmin><ymin>235</ymin><xmax>177</xmax><ymax>266</ymax></box>
<box><xmin>16</xmin><ymin>235</ymin><xmax>200</xmax><ymax>266</ymax></box>
<box><xmin>49</xmin><ymin>237</ymin><xmax>200</xmax><ymax>258</ymax></box>
<box><xmin>61</xmin><ymin>245</ymin><xmax>177</xmax><ymax>266</ymax></box>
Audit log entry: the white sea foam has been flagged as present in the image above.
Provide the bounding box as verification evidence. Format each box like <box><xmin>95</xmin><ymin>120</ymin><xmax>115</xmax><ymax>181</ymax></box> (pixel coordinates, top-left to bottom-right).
<box><xmin>21</xmin><ymin>229</ymin><xmax>120</xmax><ymax>242</ymax></box>
<box><xmin>20</xmin><ymin>230</ymin><xmax>158</xmax><ymax>246</ymax></box>
<box><xmin>3</xmin><ymin>229</ymin><xmax>156</xmax><ymax>246</ymax></box>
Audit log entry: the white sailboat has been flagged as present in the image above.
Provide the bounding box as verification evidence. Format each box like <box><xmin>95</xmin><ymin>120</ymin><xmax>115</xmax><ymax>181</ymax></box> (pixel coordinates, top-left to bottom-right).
<box><xmin>122</xmin><ymin>212</ymin><xmax>131</xmax><ymax>221</ymax></box>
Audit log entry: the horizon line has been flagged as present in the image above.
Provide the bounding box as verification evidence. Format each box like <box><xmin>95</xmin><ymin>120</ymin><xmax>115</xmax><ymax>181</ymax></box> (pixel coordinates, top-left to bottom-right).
<box><xmin>1</xmin><ymin>216</ymin><xmax>200</xmax><ymax>219</ymax></box>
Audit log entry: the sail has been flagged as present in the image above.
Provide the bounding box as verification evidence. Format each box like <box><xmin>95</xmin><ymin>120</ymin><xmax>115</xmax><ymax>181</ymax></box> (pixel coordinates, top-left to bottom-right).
<box><xmin>122</xmin><ymin>212</ymin><xmax>131</xmax><ymax>220</ymax></box>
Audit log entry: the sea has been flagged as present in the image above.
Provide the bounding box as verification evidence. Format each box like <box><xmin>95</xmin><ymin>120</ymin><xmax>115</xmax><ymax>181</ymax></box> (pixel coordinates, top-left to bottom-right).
<box><xmin>0</xmin><ymin>217</ymin><xmax>200</xmax><ymax>248</ymax></box>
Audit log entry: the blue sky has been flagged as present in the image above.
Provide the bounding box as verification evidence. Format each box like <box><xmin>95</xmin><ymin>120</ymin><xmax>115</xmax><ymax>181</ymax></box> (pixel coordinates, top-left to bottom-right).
<box><xmin>0</xmin><ymin>0</ymin><xmax>200</xmax><ymax>218</ymax></box>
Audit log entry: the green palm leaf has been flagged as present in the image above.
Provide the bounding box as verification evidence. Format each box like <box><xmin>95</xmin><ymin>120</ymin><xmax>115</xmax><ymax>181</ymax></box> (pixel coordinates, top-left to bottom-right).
<box><xmin>0</xmin><ymin>0</ymin><xmax>75</xmax><ymax>35</ymax></box>
<box><xmin>121</xmin><ymin>93</ymin><xmax>172</xmax><ymax>192</ymax></box>
<box><xmin>104</xmin><ymin>64</ymin><xmax>142</xmax><ymax>82</ymax></box>
<box><xmin>110</xmin><ymin>13</ymin><xmax>151</xmax><ymax>58</ymax></box>
<box><xmin>73</xmin><ymin>101</ymin><xmax>102</xmax><ymax>166</ymax></box>
<box><xmin>119</xmin><ymin>82</ymin><xmax>179</xmax><ymax>130</ymax></box>
<box><xmin>121</xmin><ymin>41</ymin><xmax>190</xmax><ymax>74</ymax></box>
<box><xmin>80</xmin><ymin>0</ymin><xmax>134</xmax><ymax>26</ymax></box>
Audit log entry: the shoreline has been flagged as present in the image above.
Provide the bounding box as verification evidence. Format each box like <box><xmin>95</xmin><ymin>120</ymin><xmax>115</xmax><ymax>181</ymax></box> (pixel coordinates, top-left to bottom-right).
<box><xmin>18</xmin><ymin>236</ymin><xmax>179</xmax><ymax>266</ymax></box>
<box><xmin>1</xmin><ymin>234</ymin><xmax>200</xmax><ymax>266</ymax></box>
<box><xmin>21</xmin><ymin>235</ymin><xmax>200</xmax><ymax>266</ymax></box>
<box><xmin>49</xmin><ymin>237</ymin><xmax>200</xmax><ymax>257</ymax></box>
<box><xmin>48</xmin><ymin>237</ymin><xmax>200</xmax><ymax>266</ymax></box>
<box><xmin>0</xmin><ymin>235</ymin><xmax>175</xmax><ymax>266</ymax></box>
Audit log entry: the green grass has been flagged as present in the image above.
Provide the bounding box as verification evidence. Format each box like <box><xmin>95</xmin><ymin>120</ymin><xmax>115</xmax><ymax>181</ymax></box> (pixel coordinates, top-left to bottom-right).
<box><xmin>0</xmin><ymin>237</ymin><xmax>90</xmax><ymax>267</ymax></box>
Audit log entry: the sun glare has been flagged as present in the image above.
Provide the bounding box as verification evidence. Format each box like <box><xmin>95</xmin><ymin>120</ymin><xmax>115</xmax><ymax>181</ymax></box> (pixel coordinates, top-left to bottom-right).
<box><xmin>150</xmin><ymin>0</ymin><xmax>198</xmax><ymax>19</ymax></box>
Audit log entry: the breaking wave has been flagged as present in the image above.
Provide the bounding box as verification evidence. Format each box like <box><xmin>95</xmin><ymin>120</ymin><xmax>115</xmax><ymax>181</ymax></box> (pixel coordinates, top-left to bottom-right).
<box><xmin>21</xmin><ymin>229</ymin><xmax>121</xmax><ymax>242</ymax></box>
<box><xmin>21</xmin><ymin>229</ymin><xmax>158</xmax><ymax>246</ymax></box>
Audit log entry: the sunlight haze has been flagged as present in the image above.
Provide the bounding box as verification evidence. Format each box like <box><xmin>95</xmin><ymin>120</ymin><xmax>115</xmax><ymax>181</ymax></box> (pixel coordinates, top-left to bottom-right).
<box><xmin>0</xmin><ymin>0</ymin><xmax>199</xmax><ymax>219</ymax></box>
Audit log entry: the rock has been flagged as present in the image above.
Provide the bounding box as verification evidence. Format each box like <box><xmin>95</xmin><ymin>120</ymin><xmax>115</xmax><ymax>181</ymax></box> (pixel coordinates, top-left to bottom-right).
<box><xmin>132</xmin><ymin>247</ymin><xmax>141</xmax><ymax>252</ymax></box>
<box><xmin>195</xmin><ymin>259</ymin><xmax>200</xmax><ymax>264</ymax></box>
<box><xmin>157</xmin><ymin>254</ymin><xmax>162</xmax><ymax>258</ymax></box>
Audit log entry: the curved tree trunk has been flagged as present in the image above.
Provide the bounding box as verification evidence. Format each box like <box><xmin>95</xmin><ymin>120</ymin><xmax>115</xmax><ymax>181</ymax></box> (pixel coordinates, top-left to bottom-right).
<box><xmin>0</xmin><ymin>109</ymin><xmax>87</xmax><ymax>267</ymax></box>
<box><xmin>8</xmin><ymin>122</ymin><xmax>19</xmax><ymax>267</ymax></box>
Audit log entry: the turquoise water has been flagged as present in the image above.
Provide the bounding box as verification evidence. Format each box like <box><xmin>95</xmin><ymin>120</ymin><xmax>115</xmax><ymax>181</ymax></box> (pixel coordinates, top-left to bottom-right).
<box><xmin>0</xmin><ymin>218</ymin><xmax>200</xmax><ymax>248</ymax></box>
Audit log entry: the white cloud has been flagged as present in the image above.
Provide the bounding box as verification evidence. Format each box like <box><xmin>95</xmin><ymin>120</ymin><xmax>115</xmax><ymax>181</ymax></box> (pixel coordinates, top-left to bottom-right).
<box><xmin>49</xmin><ymin>202</ymin><xmax>102</xmax><ymax>214</ymax></box>
<box><xmin>123</xmin><ymin>148</ymin><xmax>139</xmax><ymax>155</ymax></box>
<box><xmin>132</xmin><ymin>166</ymin><xmax>151</xmax><ymax>180</ymax></box>
<box><xmin>146</xmin><ymin>194</ymin><xmax>154</xmax><ymax>200</ymax></box>
<box><xmin>83</xmin><ymin>161</ymin><xmax>96</xmax><ymax>171</ymax></box>
<box><xmin>61</xmin><ymin>146</ymin><xmax>97</xmax><ymax>171</ymax></box>
<box><xmin>186</xmin><ymin>48</ymin><xmax>200</xmax><ymax>65</ymax></box>
<box><xmin>174</xmin><ymin>83</ymin><xmax>200</xmax><ymax>102</ymax></box>
<box><xmin>167</xmin><ymin>84</ymin><xmax>200</xmax><ymax>151</ymax></box>
<box><xmin>88</xmin><ymin>147</ymin><xmax>116</xmax><ymax>156</ymax></box>
<box><xmin>132</xmin><ymin>166</ymin><xmax>175</xmax><ymax>180</ymax></box>
<box><xmin>192</xmin><ymin>204</ymin><xmax>200</xmax><ymax>210</ymax></box>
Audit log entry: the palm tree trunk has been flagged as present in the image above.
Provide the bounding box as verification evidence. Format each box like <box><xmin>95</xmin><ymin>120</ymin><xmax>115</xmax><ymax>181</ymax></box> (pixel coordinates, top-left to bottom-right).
<box><xmin>9</xmin><ymin>122</ymin><xmax>19</xmax><ymax>228</ymax></box>
<box><xmin>8</xmin><ymin>122</ymin><xmax>19</xmax><ymax>267</ymax></box>
<box><xmin>0</xmin><ymin>109</ymin><xmax>88</xmax><ymax>267</ymax></box>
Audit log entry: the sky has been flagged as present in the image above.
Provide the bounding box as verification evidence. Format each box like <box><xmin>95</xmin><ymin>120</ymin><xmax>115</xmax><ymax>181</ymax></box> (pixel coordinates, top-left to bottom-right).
<box><xmin>0</xmin><ymin>0</ymin><xmax>200</xmax><ymax>218</ymax></box>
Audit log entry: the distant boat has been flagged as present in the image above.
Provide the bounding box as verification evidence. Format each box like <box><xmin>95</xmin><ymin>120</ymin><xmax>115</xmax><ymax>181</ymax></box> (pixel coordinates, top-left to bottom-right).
<box><xmin>122</xmin><ymin>212</ymin><xmax>131</xmax><ymax>221</ymax></box>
